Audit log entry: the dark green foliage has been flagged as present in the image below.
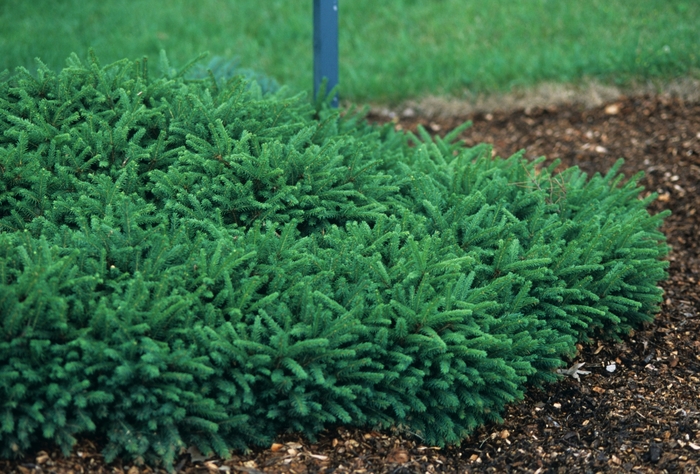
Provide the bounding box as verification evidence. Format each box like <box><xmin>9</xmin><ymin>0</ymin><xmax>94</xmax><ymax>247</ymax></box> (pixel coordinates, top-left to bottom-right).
<box><xmin>0</xmin><ymin>52</ymin><xmax>669</xmax><ymax>470</ymax></box>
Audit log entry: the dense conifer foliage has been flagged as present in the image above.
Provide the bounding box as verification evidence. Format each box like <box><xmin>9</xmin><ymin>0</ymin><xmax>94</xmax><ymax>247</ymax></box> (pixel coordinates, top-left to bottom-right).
<box><xmin>0</xmin><ymin>53</ymin><xmax>669</xmax><ymax>469</ymax></box>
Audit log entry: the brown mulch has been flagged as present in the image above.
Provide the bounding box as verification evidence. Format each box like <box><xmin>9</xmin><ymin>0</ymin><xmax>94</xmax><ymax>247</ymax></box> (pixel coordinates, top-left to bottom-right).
<box><xmin>1</xmin><ymin>94</ymin><xmax>699</xmax><ymax>474</ymax></box>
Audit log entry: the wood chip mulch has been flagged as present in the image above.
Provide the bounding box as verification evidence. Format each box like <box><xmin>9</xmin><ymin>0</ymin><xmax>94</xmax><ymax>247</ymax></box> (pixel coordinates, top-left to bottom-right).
<box><xmin>1</xmin><ymin>93</ymin><xmax>699</xmax><ymax>474</ymax></box>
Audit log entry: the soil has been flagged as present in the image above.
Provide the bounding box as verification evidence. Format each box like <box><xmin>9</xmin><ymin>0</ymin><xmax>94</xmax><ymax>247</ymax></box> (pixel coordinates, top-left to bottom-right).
<box><xmin>2</xmin><ymin>93</ymin><xmax>699</xmax><ymax>474</ymax></box>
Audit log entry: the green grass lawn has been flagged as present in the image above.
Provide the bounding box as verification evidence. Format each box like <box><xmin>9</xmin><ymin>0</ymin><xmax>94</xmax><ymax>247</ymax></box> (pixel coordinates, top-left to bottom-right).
<box><xmin>0</xmin><ymin>0</ymin><xmax>698</xmax><ymax>103</ymax></box>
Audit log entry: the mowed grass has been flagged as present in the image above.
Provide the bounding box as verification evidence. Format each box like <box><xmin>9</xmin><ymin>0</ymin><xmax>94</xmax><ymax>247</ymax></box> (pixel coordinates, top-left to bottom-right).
<box><xmin>0</xmin><ymin>0</ymin><xmax>698</xmax><ymax>103</ymax></box>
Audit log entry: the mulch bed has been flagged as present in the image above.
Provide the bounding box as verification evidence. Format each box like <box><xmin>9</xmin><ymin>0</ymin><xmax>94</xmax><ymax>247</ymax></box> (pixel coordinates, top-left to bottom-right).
<box><xmin>2</xmin><ymin>93</ymin><xmax>699</xmax><ymax>473</ymax></box>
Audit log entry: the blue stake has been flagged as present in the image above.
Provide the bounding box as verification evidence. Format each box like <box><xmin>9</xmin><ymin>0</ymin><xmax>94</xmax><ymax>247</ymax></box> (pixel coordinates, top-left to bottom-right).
<box><xmin>313</xmin><ymin>0</ymin><xmax>339</xmax><ymax>107</ymax></box>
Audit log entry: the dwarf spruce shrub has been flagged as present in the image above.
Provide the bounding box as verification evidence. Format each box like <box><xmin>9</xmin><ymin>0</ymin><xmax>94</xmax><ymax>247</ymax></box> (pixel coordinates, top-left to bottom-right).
<box><xmin>0</xmin><ymin>52</ymin><xmax>669</xmax><ymax>469</ymax></box>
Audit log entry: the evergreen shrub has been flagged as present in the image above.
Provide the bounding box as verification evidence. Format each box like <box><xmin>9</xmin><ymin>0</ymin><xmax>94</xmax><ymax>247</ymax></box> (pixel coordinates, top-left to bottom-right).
<box><xmin>0</xmin><ymin>52</ymin><xmax>669</xmax><ymax>469</ymax></box>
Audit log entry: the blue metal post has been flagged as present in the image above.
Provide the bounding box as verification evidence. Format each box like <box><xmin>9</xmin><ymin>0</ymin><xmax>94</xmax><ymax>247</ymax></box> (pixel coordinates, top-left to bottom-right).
<box><xmin>313</xmin><ymin>0</ymin><xmax>339</xmax><ymax>107</ymax></box>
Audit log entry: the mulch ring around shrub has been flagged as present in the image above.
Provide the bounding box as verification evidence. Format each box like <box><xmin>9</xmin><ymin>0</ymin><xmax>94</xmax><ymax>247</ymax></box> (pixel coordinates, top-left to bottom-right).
<box><xmin>2</xmin><ymin>93</ymin><xmax>699</xmax><ymax>474</ymax></box>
